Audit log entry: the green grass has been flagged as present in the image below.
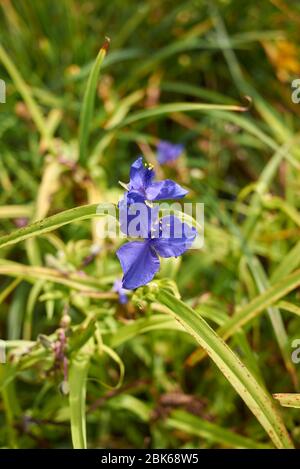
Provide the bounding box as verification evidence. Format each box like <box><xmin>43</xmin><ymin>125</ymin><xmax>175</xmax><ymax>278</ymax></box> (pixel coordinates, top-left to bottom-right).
<box><xmin>0</xmin><ymin>0</ymin><xmax>300</xmax><ymax>449</ymax></box>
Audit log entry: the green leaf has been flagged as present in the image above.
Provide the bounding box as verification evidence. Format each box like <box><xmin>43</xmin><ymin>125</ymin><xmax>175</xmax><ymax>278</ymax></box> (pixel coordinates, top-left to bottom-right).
<box><xmin>271</xmin><ymin>240</ymin><xmax>300</xmax><ymax>283</ymax></box>
<box><xmin>156</xmin><ymin>288</ymin><xmax>293</xmax><ymax>449</ymax></box>
<box><xmin>0</xmin><ymin>203</ymin><xmax>114</xmax><ymax>250</ymax></box>
<box><xmin>273</xmin><ymin>394</ymin><xmax>300</xmax><ymax>409</ymax></box>
<box><xmin>263</xmin><ymin>195</ymin><xmax>300</xmax><ymax>228</ymax></box>
<box><xmin>166</xmin><ymin>410</ymin><xmax>272</xmax><ymax>449</ymax></box>
<box><xmin>187</xmin><ymin>268</ymin><xmax>300</xmax><ymax>366</ymax></box>
<box><xmin>0</xmin><ymin>262</ymin><xmax>107</xmax><ymax>291</ymax></box>
<box><xmin>108</xmin><ymin>394</ymin><xmax>151</xmax><ymax>422</ymax></box>
<box><xmin>114</xmin><ymin>101</ymin><xmax>249</xmax><ymax>129</ymax></box>
<box><xmin>276</xmin><ymin>301</ymin><xmax>300</xmax><ymax>317</ymax></box>
<box><xmin>0</xmin><ymin>205</ymin><xmax>33</xmax><ymax>219</ymax></box>
<box><xmin>69</xmin><ymin>341</ymin><xmax>94</xmax><ymax>449</ymax></box>
<box><xmin>247</xmin><ymin>257</ymin><xmax>298</xmax><ymax>389</ymax></box>
<box><xmin>0</xmin><ymin>42</ymin><xmax>48</xmax><ymax>140</ymax></box>
<box><xmin>109</xmin><ymin>314</ymin><xmax>184</xmax><ymax>348</ymax></box>
<box><xmin>219</xmin><ymin>268</ymin><xmax>300</xmax><ymax>342</ymax></box>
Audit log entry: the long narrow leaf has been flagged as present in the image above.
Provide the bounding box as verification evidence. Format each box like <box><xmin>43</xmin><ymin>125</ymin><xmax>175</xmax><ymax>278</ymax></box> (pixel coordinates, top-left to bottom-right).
<box><xmin>115</xmin><ymin>101</ymin><xmax>249</xmax><ymax>129</ymax></box>
<box><xmin>0</xmin><ymin>203</ymin><xmax>114</xmax><ymax>250</ymax></box>
<box><xmin>166</xmin><ymin>410</ymin><xmax>272</xmax><ymax>449</ymax></box>
<box><xmin>69</xmin><ymin>343</ymin><xmax>93</xmax><ymax>449</ymax></box>
<box><xmin>273</xmin><ymin>394</ymin><xmax>300</xmax><ymax>409</ymax></box>
<box><xmin>188</xmin><ymin>269</ymin><xmax>300</xmax><ymax>366</ymax></box>
<box><xmin>156</xmin><ymin>289</ymin><xmax>293</xmax><ymax>448</ymax></box>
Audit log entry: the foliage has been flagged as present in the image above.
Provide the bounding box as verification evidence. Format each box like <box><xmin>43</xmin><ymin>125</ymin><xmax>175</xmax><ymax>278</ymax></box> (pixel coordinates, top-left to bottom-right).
<box><xmin>0</xmin><ymin>0</ymin><xmax>300</xmax><ymax>449</ymax></box>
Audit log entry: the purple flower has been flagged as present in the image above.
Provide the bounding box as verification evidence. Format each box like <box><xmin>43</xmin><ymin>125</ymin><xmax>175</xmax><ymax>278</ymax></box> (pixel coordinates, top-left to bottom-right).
<box><xmin>117</xmin><ymin>215</ymin><xmax>196</xmax><ymax>289</ymax></box>
<box><xmin>126</xmin><ymin>157</ymin><xmax>187</xmax><ymax>202</ymax></box>
<box><xmin>116</xmin><ymin>156</ymin><xmax>195</xmax><ymax>289</ymax></box>
<box><xmin>113</xmin><ymin>278</ymin><xmax>130</xmax><ymax>304</ymax></box>
<box><xmin>157</xmin><ymin>141</ymin><xmax>184</xmax><ymax>164</ymax></box>
<box><xmin>118</xmin><ymin>193</ymin><xmax>159</xmax><ymax>238</ymax></box>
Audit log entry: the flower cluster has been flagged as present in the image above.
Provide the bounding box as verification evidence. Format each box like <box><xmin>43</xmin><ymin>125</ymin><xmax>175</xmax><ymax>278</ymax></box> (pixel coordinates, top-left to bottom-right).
<box><xmin>116</xmin><ymin>157</ymin><xmax>196</xmax><ymax>290</ymax></box>
<box><xmin>113</xmin><ymin>278</ymin><xmax>129</xmax><ymax>304</ymax></box>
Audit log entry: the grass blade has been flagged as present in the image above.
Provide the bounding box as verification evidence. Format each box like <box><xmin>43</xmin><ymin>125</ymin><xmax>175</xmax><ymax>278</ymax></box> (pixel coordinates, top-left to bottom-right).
<box><xmin>247</xmin><ymin>257</ymin><xmax>299</xmax><ymax>389</ymax></box>
<box><xmin>0</xmin><ymin>42</ymin><xmax>48</xmax><ymax>140</ymax></box>
<box><xmin>78</xmin><ymin>38</ymin><xmax>110</xmax><ymax>166</ymax></box>
<box><xmin>166</xmin><ymin>410</ymin><xmax>272</xmax><ymax>449</ymax></box>
<box><xmin>156</xmin><ymin>288</ymin><xmax>293</xmax><ymax>448</ymax></box>
<box><xmin>188</xmin><ymin>268</ymin><xmax>300</xmax><ymax>366</ymax></box>
<box><xmin>273</xmin><ymin>394</ymin><xmax>300</xmax><ymax>409</ymax></box>
<box><xmin>115</xmin><ymin>102</ymin><xmax>249</xmax><ymax>129</ymax></box>
<box><xmin>69</xmin><ymin>343</ymin><xmax>93</xmax><ymax>449</ymax></box>
<box><xmin>0</xmin><ymin>203</ymin><xmax>114</xmax><ymax>250</ymax></box>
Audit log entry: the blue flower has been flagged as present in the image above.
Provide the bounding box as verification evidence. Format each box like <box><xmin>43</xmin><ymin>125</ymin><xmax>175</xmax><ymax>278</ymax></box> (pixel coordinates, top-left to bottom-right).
<box><xmin>117</xmin><ymin>215</ymin><xmax>196</xmax><ymax>289</ymax></box>
<box><xmin>118</xmin><ymin>192</ymin><xmax>159</xmax><ymax>238</ymax></box>
<box><xmin>126</xmin><ymin>156</ymin><xmax>187</xmax><ymax>202</ymax></box>
<box><xmin>116</xmin><ymin>156</ymin><xmax>195</xmax><ymax>289</ymax></box>
<box><xmin>113</xmin><ymin>278</ymin><xmax>130</xmax><ymax>304</ymax></box>
<box><xmin>157</xmin><ymin>141</ymin><xmax>184</xmax><ymax>164</ymax></box>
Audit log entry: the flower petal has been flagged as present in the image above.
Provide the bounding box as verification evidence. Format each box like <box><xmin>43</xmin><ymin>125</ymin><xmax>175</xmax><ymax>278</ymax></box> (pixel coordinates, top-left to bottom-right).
<box><xmin>151</xmin><ymin>215</ymin><xmax>196</xmax><ymax>258</ymax></box>
<box><xmin>116</xmin><ymin>241</ymin><xmax>160</xmax><ymax>289</ymax></box>
<box><xmin>157</xmin><ymin>141</ymin><xmax>184</xmax><ymax>164</ymax></box>
<box><xmin>145</xmin><ymin>180</ymin><xmax>188</xmax><ymax>201</ymax></box>
<box><xmin>129</xmin><ymin>156</ymin><xmax>154</xmax><ymax>192</ymax></box>
<box><xmin>118</xmin><ymin>291</ymin><xmax>129</xmax><ymax>304</ymax></box>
